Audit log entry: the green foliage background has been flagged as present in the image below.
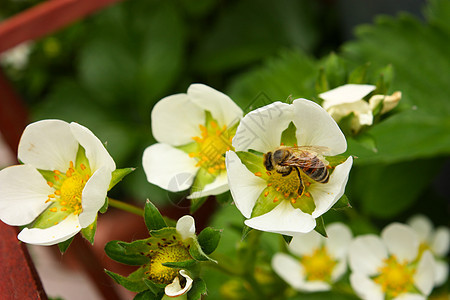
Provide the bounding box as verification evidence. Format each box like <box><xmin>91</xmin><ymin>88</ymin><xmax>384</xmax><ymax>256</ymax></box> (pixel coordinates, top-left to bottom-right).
<box><xmin>1</xmin><ymin>0</ymin><xmax>449</xmax><ymax>299</ymax></box>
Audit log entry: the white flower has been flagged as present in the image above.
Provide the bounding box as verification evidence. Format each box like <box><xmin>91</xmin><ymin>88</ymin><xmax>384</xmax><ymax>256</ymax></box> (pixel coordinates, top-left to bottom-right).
<box><xmin>348</xmin><ymin>223</ymin><xmax>436</xmax><ymax>300</ymax></box>
<box><xmin>407</xmin><ymin>214</ymin><xmax>450</xmax><ymax>286</ymax></box>
<box><xmin>163</xmin><ymin>215</ymin><xmax>196</xmax><ymax>297</ymax></box>
<box><xmin>272</xmin><ymin>223</ymin><xmax>353</xmax><ymax>292</ymax></box>
<box><xmin>320</xmin><ymin>84</ymin><xmax>376</xmax><ymax>133</ymax></box>
<box><xmin>0</xmin><ymin>120</ymin><xmax>115</xmax><ymax>245</ymax></box>
<box><xmin>143</xmin><ymin>84</ymin><xmax>243</xmax><ymax>199</ymax></box>
<box><xmin>226</xmin><ymin>99</ymin><xmax>353</xmax><ymax>236</ymax></box>
<box><xmin>369</xmin><ymin>91</ymin><xmax>402</xmax><ymax>115</ymax></box>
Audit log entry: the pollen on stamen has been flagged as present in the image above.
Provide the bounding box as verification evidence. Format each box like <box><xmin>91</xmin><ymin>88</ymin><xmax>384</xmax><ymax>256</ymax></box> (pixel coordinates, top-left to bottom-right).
<box><xmin>254</xmin><ymin>172</ymin><xmax>262</xmax><ymax>177</ymax></box>
<box><xmin>326</xmin><ymin>165</ymin><xmax>332</xmax><ymax>169</ymax></box>
<box><xmin>305</xmin><ymin>182</ymin><xmax>311</xmax><ymax>187</ymax></box>
<box><xmin>47</xmin><ymin>181</ymin><xmax>54</xmax><ymax>187</ymax></box>
<box><xmin>284</xmin><ymin>193</ymin><xmax>290</xmax><ymax>198</ymax></box>
<box><xmin>61</xmin><ymin>208</ymin><xmax>67</xmax><ymax>211</ymax></box>
<box><xmin>210</xmin><ymin>121</ymin><xmax>217</xmax><ymax>128</ymax></box>
<box><xmin>273</xmin><ymin>197</ymin><xmax>279</xmax><ymax>203</ymax></box>
<box><xmin>80</xmin><ymin>163</ymin><xmax>86</xmax><ymax>170</ymax></box>
<box><xmin>267</xmin><ymin>183</ymin><xmax>272</xmax><ymax>187</ymax></box>
<box><xmin>208</xmin><ymin>167</ymin><xmax>215</xmax><ymax>174</ymax></box>
<box><xmin>291</xmin><ymin>198</ymin><xmax>296</xmax><ymax>204</ymax></box>
<box><xmin>85</xmin><ymin>174</ymin><xmax>90</xmax><ymax>181</ymax></box>
<box><xmin>188</xmin><ymin>152</ymin><xmax>196</xmax><ymax>158</ymax></box>
<box><xmin>276</xmin><ymin>187</ymin><xmax>280</xmax><ymax>192</ymax></box>
<box><xmin>305</xmin><ymin>192</ymin><xmax>311</xmax><ymax>197</ymax></box>
<box><xmin>48</xmin><ymin>194</ymin><xmax>55</xmax><ymax>198</ymax></box>
<box><xmin>54</xmin><ymin>175</ymin><xmax>60</xmax><ymax>181</ymax></box>
<box><xmin>264</xmin><ymin>191</ymin><xmax>269</xmax><ymax>197</ymax></box>
<box><xmin>70</xmin><ymin>161</ymin><xmax>74</xmax><ymax>168</ymax></box>
<box><xmin>45</xmin><ymin>198</ymin><xmax>51</xmax><ymax>203</ymax></box>
<box><xmin>55</xmin><ymin>190</ymin><xmax>61</xmax><ymax>195</ymax></box>
<box><xmin>49</xmin><ymin>207</ymin><xmax>57</xmax><ymax>212</ymax></box>
<box><xmin>54</xmin><ymin>170</ymin><xmax>61</xmax><ymax>175</ymax></box>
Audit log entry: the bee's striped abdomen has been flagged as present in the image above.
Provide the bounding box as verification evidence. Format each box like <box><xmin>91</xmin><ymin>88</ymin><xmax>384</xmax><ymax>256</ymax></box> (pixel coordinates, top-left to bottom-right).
<box><xmin>300</xmin><ymin>156</ymin><xmax>329</xmax><ymax>183</ymax></box>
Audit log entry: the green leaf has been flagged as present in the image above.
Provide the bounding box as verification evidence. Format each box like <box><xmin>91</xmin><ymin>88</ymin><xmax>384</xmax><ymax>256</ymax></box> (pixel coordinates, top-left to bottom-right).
<box><xmin>105</xmin><ymin>268</ymin><xmax>148</xmax><ymax>293</ymax></box>
<box><xmin>190</xmin><ymin>196</ymin><xmax>208</xmax><ymax>214</ymax></box>
<box><xmin>348</xmin><ymin>62</ymin><xmax>370</xmax><ymax>84</ymax></box>
<box><xmin>332</xmin><ymin>194</ymin><xmax>352</xmax><ymax>210</ymax></box>
<box><xmin>235</xmin><ymin>151</ymin><xmax>267</xmax><ymax>177</ymax></box>
<box><xmin>81</xmin><ymin>218</ymin><xmax>97</xmax><ymax>245</ymax></box>
<box><xmin>144</xmin><ymin>199</ymin><xmax>167</xmax><ymax>232</ymax></box>
<box><xmin>58</xmin><ymin>236</ymin><xmax>74</xmax><ymax>254</ymax></box>
<box><xmin>109</xmin><ymin>168</ymin><xmax>135</xmax><ymax>191</ymax></box>
<box><xmin>187</xmin><ymin>278</ymin><xmax>207</xmax><ymax>300</ymax></box>
<box><xmin>314</xmin><ymin>216</ymin><xmax>327</xmax><ymax>237</ymax></box>
<box><xmin>104</xmin><ymin>240</ymin><xmax>151</xmax><ymax>266</ymax></box>
<box><xmin>320</xmin><ymin>52</ymin><xmax>347</xmax><ymax>89</ymax></box>
<box><xmin>241</xmin><ymin>225</ymin><xmax>252</xmax><ymax>241</ymax></box>
<box><xmin>197</xmin><ymin>227</ymin><xmax>222</xmax><ymax>255</ymax></box>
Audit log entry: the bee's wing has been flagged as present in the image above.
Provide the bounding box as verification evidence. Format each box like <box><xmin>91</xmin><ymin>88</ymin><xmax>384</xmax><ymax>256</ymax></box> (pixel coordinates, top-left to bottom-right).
<box><xmin>291</xmin><ymin>145</ymin><xmax>330</xmax><ymax>155</ymax></box>
<box><xmin>282</xmin><ymin>154</ymin><xmax>323</xmax><ymax>168</ymax></box>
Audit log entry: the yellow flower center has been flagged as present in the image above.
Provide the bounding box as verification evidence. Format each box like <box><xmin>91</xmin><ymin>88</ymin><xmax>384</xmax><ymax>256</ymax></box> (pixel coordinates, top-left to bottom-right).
<box><xmin>266</xmin><ymin>170</ymin><xmax>302</xmax><ymax>202</ymax></box>
<box><xmin>147</xmin><ymin>244</ymin><xmax>192</xmax><ymax>285</ymax></box>
<box><xmin>374</xmin><ymin>255</ymin><xmax>416</xmax><ymax>298</ymax></box>
<box><xmin>301</xmin><ymin>247</ymin><xmax>337</xmax><ymax>282</ymax></box>
<box><xmin>45</xmin><ymin>160</ymin><xmax>91</xmax><ymax>216</ymax></box>
<box><xmin>190</xmin><ymin>120</ymin><xmax>233</xmax><ymax>175</ymax></box>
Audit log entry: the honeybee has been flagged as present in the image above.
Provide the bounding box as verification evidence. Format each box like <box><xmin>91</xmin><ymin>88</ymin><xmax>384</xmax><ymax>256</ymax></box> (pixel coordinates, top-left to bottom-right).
<box><xmin>263</xmin><ymin>146</ymin><xmax>330</xmax><ymax>196</ymax></box>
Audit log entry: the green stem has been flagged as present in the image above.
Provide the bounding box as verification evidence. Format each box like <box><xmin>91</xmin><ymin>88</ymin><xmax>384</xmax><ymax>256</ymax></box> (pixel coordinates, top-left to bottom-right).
<box><xmin>108</xmin><ymin>198</ymin><xmax>144</xmax><ymax>216</ymax></box>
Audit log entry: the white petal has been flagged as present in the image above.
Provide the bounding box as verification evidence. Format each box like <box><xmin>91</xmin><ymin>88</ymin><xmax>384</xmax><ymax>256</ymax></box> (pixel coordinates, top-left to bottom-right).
<box><xmin>319</xmin><ymin>84</ymin><xmax>375</xmax><ymax>109</ymax></box>
<box><xmin>331</xmin><ymin>259</ymin><xmax>347</xmax><ymax>282</ymax></box>
<box><xmin>142</xmin><ymin>143</ymin><xmax>198</xmax><ymax>192</ymax></box>
<box><xmin>393</xmin><ymin>294</ymin><xmax>426</xmax><ymax>300</ymax></box>
<box><xmin>433</xmin><ymin>259</ymin><xmax>449</xmax><ymax>286</ymax></box>
<box><xmin>225</xmin><ymin>151</ymin><xmax>267</xmax><ymax>218</ymax></box>
<box><xmin>348</xmin><ymin>235</ymin><xmax>387</xmax><ymax>276</ymax></box>
<box><xmin>187</xmin><ymin>84</ymin><xmax>243</xmax><ymax>128</ymax></box>
<box><xmin>165</xmin><ymin>270</ymin><xmax>193</xmax><ymax>297</ymax></box>
<box><xmin>151</xmin><ymin>93</ymin><xmax>205</xmax><ymax>146</ymax></box>
<box><xmin>244</xmin><ymin>201</ymin><xmax>316</xmax><ymax>236</ymax></box>
<box><xmin>311</xmin><ymin>156</ymin><xmax>353</xmax><ymax>218</ymax></box>
<box><xmin>297</xmin><ymin>281</ymin><xmax>331</xmax><ymax>292</ymax></box>
<box><xmin>327</xmin><ymin>100</ymin><xmax>373</xmax><ymax>125</ymax></box>
<box><xmin>78</xmin><ymin>166</ymin><xmax>112</xmax><ymax>228</ymax></box>
<box><xmin>18</xmin><ymin>213</ymin><xmax>81</xmax><ymax>246</ymax></box>
<box><xmin>381</xmin><ymin>223</ymin><xmax>419</xmax><ymax>262</ymax></box>
<box><xmin>292</xmin><ymin>99</ymin><xmax>347</xmax><ymax>155</ymax></box>
<box><xmin>349</xmin><ymin>273</ymin><xmax>384</xmax><ymax>300</ymax></box>
<box><xmin>431</xmin><ymin>226</ymin><xmax>450</xmax><ymax>257</ymax></box>
<box><xmin>272</xmin><ymin>253</ymin><xmax>305</xmax><ymax>291</ymax></box>
<box><xmin>414</xmin><ymin>251</ymin><xmax>435</xmax><ymax>296</ymax></box>
<box><xmin>69</xmin><ymin>122</ymin><xmax>115</xmax><ymax>172</ymax></box>
<box><xmin>176</xmin><ymin>215</ymin><xmax>196</xmax><ymax>240</ymax></box>
<box><xmin>18</xmin><ymin>119</ymin><xmax>78</xmax><ymax>171</ymax></box>
<box><xmin>325</xmin><ymin>223</ymin><xmax>353</xmax><ymax>260</ymax></box>
<box><xmin>187</xmin><ymin>172</ymin><xmax>229</xmax><ymax>199</ymax></box>
<box><xmin>0</xmin><ymin>165</ymin><xmax>53</xmax><ymax>225</ymax></box>
<box><xmin>232</xmin><ymin>102</ymin><xmax>293</xmax><ymax>152</ymax></box>
<box><xmin>288</xmin><ymin>231</ymin><xmax>322</xmax><ymax>257</ymax></box>
<box><xmin>406</xmin><ymin>214</ymin><xmax>433</xmax><ymax>243</ymax></box>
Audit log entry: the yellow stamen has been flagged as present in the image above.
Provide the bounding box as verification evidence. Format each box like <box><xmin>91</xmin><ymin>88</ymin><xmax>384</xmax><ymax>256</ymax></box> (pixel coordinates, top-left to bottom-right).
<box><xmin>254</xmin><ymin>172</ymin><xmax>262</xmax><ymax>177</ymax></box>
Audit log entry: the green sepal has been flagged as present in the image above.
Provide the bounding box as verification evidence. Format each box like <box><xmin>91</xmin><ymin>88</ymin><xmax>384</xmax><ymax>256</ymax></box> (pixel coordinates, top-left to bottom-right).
<box><xmin>373</xmin><ymin>64</ymin><xmax>394</xmax><ymax>96</ymax></box>
<box><xmin>104</xmin><ymin>240</ymin><xmax>151</xmax><ymax>266</ymax></box>
<box><xmin>58</xmin><ymin>236</ymin><xmax>74</xmax><ymax>254</ymax></box>
<box><xmin>105</xmin><ymin>268</ymin><xmax>149</xmax><ymax>293</ymax></box>
<box><xmin>291</xmin><ymin>194</ymin><xmax>316</xmax><ymax>214</ymax></box>
<box><xmin>235</xmin><ymin>151</ymin><xmax>266</xmax><ymax>177</ymax></box>
<box><xmin>143</xmin><ymin>279</ymin><xmax>166</xmax><ymax>296</ymax></box>
<box><xmin>188</xmin><ymin>237</ymin><xmax>217</xmax><ymax>263</ymax></box>
<box><xmin>162</xmin><ymin>259</ymin><xmax>197</xmax><ymax>269</ymax></box>
<box><xmin>109</xmin><ymin>168</ymin><xmax>135</xmax><ymax>191</ymax></box>
<box><xmin>247</xmin><ymin>149</ymin><xmax>264</xmax><ymax>156</ymax></box>
<box><xmin>37</xmin><ymin>169</ymin><xmax>57</xmax><ymax>185</ymax></box>
<box><xmin>187</xmin><ymin>278</ymin><xmax>207</xmax><ymax>300</ymax></box>
<box><xmin>134</xmin><ymin>290</ymin><xmax>162</xmax><ymax>300</ymax></box>
<box><xmin>332</xmin><ymin>194</ymin><xmax>352</xmax><ymax>210</ymax></box>
<box><xmin>241</xmin><ymin>225</ymin><xmax>252</xmax><ymax>241</ymax></box>
<box><xmin>322</xmin><ymin>52</ymin><xmax>347</xmax><ymax>88</ymax></box>
<box><xmin>99</xmin><ymin>197</ymin><xmax>108</xmax><ymax>213</ymax></box>
<box><xmin>348</xmin><ymin>62</ymin><xmax>370</xmax><ymax>84</ymax></box>
<box><xmin>190</xmin><ymin>196</ymin><xmax>208</xmax><ymax>214</ymax></box>
<box><xmin>282</xmin><ymin>235</ymin><xmax>292</xmax><ymax>244</ymax></box>
<box><xmin>280</xmin><ymin>122</ymin><xmax>297</xmax><ymax>146</ymax></box>
<box><xmin>353</xmin><ymin>132</ymin><xmax>378</xmax><ymax>153</ymax></box>
<box><xmin>75</xmin><ymin>145</ymin><xmax>91</xmax><ymax>174</ymax></box>
<box><xmin>250</xmin><ymin>190</ymin><xmax>279</xmax><ymax>218</ymax></box>
<box><xmin>81</xmin><ymin>217</ymin><xmax>97</xmax><ymax>245</ymax></box>
<box><xmin>325</xmin><ymin>154</ymin><xmax>351</xmax><ymax>167</ymax></box>
<box><xmin>144</xmin><ymin>199</ymin><xmax>167</xmax><ymax>232</ymax></box>
<box><xmin>197</xmin><ymin>227</ymin><xmax>222</xmax><ymax>255</ymax></box>
<box><xmin>314</xmin><ymin>216</ymin><xmax>327</xmax><ymax>237</ymax></box>
<box><xmin>315</xmin><ymin>67</ymin><xmax>329</xmax><ymax>95</ymax></box>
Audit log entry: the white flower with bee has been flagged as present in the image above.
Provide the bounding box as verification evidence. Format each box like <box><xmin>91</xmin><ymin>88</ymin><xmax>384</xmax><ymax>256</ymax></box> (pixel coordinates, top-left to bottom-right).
<box><xmin>225</xmin><ymin>99</ymin><xmax>352</xmax><ymax>236</ymax></box>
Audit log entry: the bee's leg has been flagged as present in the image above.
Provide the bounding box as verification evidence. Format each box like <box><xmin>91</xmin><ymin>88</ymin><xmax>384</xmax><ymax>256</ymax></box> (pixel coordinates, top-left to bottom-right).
<box><xmin>281</xmin><ymin>166</ymin><xmax>293</xmax><ymax>177</ymax></box>
<box><xmin>294</xmin><ymin>167</ymin><xmax>305</xmax><ymax>196</ymax></box>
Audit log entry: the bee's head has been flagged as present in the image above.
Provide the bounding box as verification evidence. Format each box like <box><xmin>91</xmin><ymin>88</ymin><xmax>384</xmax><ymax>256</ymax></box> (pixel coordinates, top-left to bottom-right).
<box><xmin>273</xmin><ymin>149</ymin><xmax>289</xmax><ymax>164</ymax></box>
<box><xmin>263</xmin><ymin>152</ymin><xmax>274</xmax><ymax>171</ymax></box>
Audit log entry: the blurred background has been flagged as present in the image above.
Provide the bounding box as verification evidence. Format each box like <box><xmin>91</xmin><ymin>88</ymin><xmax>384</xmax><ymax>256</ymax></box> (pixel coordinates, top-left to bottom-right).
<box><xmin>0</xmin><ymin>0</ymin><xmax>448</xmax><ymax>299</ymax></box>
